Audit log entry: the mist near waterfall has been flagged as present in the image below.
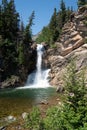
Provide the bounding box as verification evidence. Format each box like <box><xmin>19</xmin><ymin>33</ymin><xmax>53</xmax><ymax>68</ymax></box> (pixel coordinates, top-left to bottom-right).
<box><xmin>19</xmin><ymin>44</ymin><xmax>50</xmax><ymax>89</ymax></box>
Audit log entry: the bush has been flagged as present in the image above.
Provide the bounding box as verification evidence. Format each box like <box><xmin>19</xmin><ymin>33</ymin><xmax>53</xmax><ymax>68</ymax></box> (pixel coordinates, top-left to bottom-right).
<box><xmin>24</xmin><ymin>107</ymin><xmax>43</xmax><ymax>130</ymax></box>
<box><xmin>24</xmin><ymin>60</ymin><xmax>87</xmax><ymax>130</ymax></box>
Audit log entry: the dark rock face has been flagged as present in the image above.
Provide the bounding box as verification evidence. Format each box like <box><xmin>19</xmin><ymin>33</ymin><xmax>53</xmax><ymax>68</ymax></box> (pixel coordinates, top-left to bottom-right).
<box><xmin>0</xmin><ymin>42</ymin><xmax>37</xmax><ymax>88</ymax></box>
<box><xmin>17</xmin><ymin>45</ymin><xmax>37</xmax><ymax>86</ymax></box>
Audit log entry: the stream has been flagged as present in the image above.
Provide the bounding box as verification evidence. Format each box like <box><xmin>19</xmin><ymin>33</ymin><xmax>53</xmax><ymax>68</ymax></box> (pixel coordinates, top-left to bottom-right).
<box><xmin>0</xmin><ymin>87</ymin><xmax>57</xmax><ymax>118</ymax></box>
<box><xmin>0</xmin><ymin>44</ymin><xmax>57</xmax><ymax>118</ymax></box>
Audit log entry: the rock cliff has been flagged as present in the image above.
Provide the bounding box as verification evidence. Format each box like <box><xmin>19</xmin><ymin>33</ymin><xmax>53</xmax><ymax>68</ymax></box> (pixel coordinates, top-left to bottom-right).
<box><xmin>46</xmin><ymin>5</ymin><xmax>87</xmax><ymax>87</ymax></box>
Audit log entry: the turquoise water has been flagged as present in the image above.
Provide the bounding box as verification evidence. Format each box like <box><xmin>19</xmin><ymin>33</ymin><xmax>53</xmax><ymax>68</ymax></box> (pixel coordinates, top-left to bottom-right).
<box><xmin>0</xmin><ymin>87</ymin><xmax>56</xmax><ymax>118</ymax></box>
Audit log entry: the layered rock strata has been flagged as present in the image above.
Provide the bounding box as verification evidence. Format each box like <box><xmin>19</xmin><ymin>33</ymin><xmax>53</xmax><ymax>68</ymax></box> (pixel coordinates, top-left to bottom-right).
<box><xmin>47</xmin><ymin>6</ymin><xmax>87</xmax><ymax>87</ymax></box>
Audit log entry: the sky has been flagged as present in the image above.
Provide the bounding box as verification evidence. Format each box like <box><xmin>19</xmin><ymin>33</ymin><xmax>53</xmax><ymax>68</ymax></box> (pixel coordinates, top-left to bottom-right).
<box><xmin>1</xmin><ymin>0</ymin><xmax>78</xmax><ymax>35</ymax></box>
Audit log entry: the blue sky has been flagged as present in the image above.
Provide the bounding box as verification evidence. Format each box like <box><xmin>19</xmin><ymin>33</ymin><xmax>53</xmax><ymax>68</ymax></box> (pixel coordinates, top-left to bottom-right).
<box><xmin>2</xmin><ymin>0</ymin><xmax>78</xmax><ymax>35</ymax></box>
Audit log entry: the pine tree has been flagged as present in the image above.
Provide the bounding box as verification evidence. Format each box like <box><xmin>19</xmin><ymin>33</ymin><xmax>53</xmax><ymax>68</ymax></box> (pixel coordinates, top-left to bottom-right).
<box><xmin>78</xmin><ymin>0</ymin><xmax>87</xmax><ymax>8</ymax></box>
<box><xmin>0</xmin><ymin>0</ymin><xmax>8</xmax><ymax>38</ymax></box>
<box><xmin>0</xmin><ymin>0</ymin><xmax>19</xmax><ymax>41</ymax></box>
<box><xmin>60</xmin><ymin>0</ymin><xmax>66</xmax><ymax>26</ymax></box>
<box><xmin>28</xmin><ymin>11</ymin><xmax>35</xmax><ymax>30</ymax></box>
<box><xmin>36</xmin><ymin>26</ymin><xmax>51</xmax><ymax>44</ymax></box>
<box><xmin>66</xmin><ymin>7</ymin><xmax>73</xmax><ymax>21</ymax></box>
<box><xmin>20</xmin><ymin>21</ymin><xmax>24</xmax><ymax>32</ymax></box>
<box><xmin>2</xmin><ymin>0</ymin><xmax>8</xmax><ymax>11</ymax></box>
<box><xmin>6</xmin><ymin>0</ymin><xmax>19</xmax><ymax>41</ymax></box>
<box><xmin>62</xmin><ymin>60</ymin><xmax>87</xmax><ymax>129</ymax></box>
<box><xmin>0</xmin><ymin>5</ymin><xmax>2</xmax><ymax>33</ymax></box>
<box><xmin>24</xmin><ymin>11</ymin><xmax>35</xmax><ymax>43</ymax></box>
<box><xmin>49</xmin><ymin>8</ymin><xmax>59</xmax><ymax>42</ymax></box>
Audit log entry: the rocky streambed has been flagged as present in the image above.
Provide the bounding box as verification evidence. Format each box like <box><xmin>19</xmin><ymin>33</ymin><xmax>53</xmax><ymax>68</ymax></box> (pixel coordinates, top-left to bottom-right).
<box><xmin>0</xmin><ymin>87</ymin><xmax>63</xmax><ymax>130</ymax></box>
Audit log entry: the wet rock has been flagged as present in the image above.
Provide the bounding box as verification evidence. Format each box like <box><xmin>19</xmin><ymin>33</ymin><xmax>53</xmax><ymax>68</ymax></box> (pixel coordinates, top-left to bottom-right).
<box><xmin>22</xmin><ymin>112</ymin><xmax>28</xmax><ymax>119</ymax></box>
<box><xmin>40</xmin><ymin>100</ymin><xmax>49</xmax><ymax>105</ymax></box>
<box><xmin>41</xmin><ymin>42</ymin><xmax>49</xmax><ymax>49</ymax></box>
<box><xmin>1</xmin><ymin>75</ymin><xmax>20</xmax><ymax>88</ymax></box>
<box><xmin>56</xmin><ymin>86</ymin><xmax>64</xmax><ymax>93</ymax></box>
<box><xmin>5</xmin><ymin>115</ymin><xmax>16</xmax><ymax>122</ymax></box>
<box><xmin>0</xmin><ymin>126</ymin><xmax>6</xmax><ymax>130</ymax></box>
<box><xmin>15</xmin><ymin>125</ymin><xmax>22</xmax><ymax>130</ymax></box>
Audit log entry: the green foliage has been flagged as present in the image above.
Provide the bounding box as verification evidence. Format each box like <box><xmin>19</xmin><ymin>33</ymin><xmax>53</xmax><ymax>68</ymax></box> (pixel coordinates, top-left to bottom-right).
<box><xmin>0</xmin><ymin>0</ymin><xmax>35</xmax><ymax>80</ymax></box>
<box><xmin>0</xmin><ymin>0</ymin><xmax>19</xmax><ymax>41</ymax></box>
<box><xmin>62</xmin><ymin>60</ymin><xmax>87</xmax><ymax>129</ymax></box>
<box><xmin>43</xmin><ymin>106</ymin><xmax>64</xmax><ymax>130</ymax></box>
<box><xmin>18</xmin><ymin>43</ymin><xmax>24</xmax><ymax>65</ymax></box>
<box><xmin>36</xmin><ymin>0</ymin><xmax>73</xmax><ymax>47</ymax></box>
<box><xmin>49</xmin><ymin>8</ymin><xmax>60</xmax><ymax>43</ymax></box>
<box><xmin>23</xmin><ymin>11</ymin><xmax>35</xmax><ymax>43</ymax></box>
<box><xmin>84</xmin><ymin>21</ymin><xmax>87</xmax><ymax>26</ymax></box>
<box><xmin>50</xmin><ymin>43</ymin><xmax>57</xmax><ymax>48</ymax></box>
<box><xmin>36</xmin><ymin>26</ymin><xmax>51</xmax><ymax>44</ymax></box>
<box><xmin>78</xmin><ymin>0</ymin><xmax>87</xmax><ymax>8</ymax></box>
<box><xmin>85</xmin><ymin>38</ymin><xmax>87</xmax><ymax>43</ymax></box>
<box><xmin>60</xmin><ymin>0</ymin><xmax>66</xmax><ymax>26</ymax></box>
<box><xmin>24</xmin><ymin>107</ymin><xmax>42</xmax><ymax>130</ymax></box>
<box><xmin>24</xmin><ymin>60</ymin><xmax>87</xmax><ymax>130</ymax></box>
<box><xmin>64</xmin><ymin>60</ymin><xmax>87</xmax><ymax>107</ymax></box>
<box><xmin>66</xmin><ymin>7</ymin><xmax>73</xmax><ymax>21</ymax></box>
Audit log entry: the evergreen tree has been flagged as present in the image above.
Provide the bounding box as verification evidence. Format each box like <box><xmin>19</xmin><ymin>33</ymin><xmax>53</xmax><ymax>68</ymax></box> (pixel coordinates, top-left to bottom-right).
<box><xmin>20</xmin><ymin>21</ymin><xmax>24</xmax><ymax>32</ymax></box>
<box><xmin>49</xmin><ymin>8</ymin><xmax>59</xmax><ymax>43</ymax></box>
<box><xmin>60</xmin><ymin>0</ymin><xmax>66</xmax><ymax>26</ymax></box>
<box><xmin>28</xmin><ymin>11</ymin><xmax>35</xmax><ymax>30</ymax></box>
<box><xmin>78</xmin><ymin>0</ymin><xmax>87</xmax><ymax>7</ymax></box>
<box><xmin>0</xmin><ymin>0</ymin><xmax>8</xmax><ymax>37</ymax></box>
<box><xmin>0</xmin><ymin>0</ymin><xmax>19</xmax><ymax>41</ymax></box>
<box><xmin>24</xmin><ymin>60</ymin><xmax>87</xmax><ymax>130</ymax></box>
<box><xmin>0</xmin><ymin>5</ymin><xmax>2</xmax><ymax>31</ymax></box>
<box><xmin>0</xmin><ymin>0</ymin><xmax>36</xmax><ymax>81</ymax></box>
<box><xmin>24</xmin><ymin>11</ymin><xmax>35</xmax><ymax>43</ymax></box>
<box><xmin>6</xmin><ymin>0</ymin><xmax>19</xmax><ymax>41</ymax></box>
<box><xmin>2</xmin><ymin>0</ymin><xmax>8</xmax><ymax>11</ymax></box>
<box><xmin>66</xmin><ymin>7</ymin><xmax>73</xmax><ymax>21</ymax></box>
<box><xmin>36</xmin><ymin>26</ymin><xmax>51</xmax><ymax>44</ymax></box>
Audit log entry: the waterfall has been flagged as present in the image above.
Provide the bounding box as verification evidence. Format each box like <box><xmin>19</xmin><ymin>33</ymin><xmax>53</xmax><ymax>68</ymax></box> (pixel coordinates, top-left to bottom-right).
<box><xmin>34</xmin><ymin>44</ymin><xmax>43</xmax><ymax>84</ymax></box>
<box><xmin>20</xmin><ymin>44</ymin><xmax>50</xmax><ymax>89</ymax></box>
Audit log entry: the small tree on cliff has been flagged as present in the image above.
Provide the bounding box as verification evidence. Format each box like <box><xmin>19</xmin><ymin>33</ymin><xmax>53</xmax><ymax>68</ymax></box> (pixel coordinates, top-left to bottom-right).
<box><xmin>78</xmin><ymin>0</ymin><xmax>87</xmax><ymax>7</ymax></box>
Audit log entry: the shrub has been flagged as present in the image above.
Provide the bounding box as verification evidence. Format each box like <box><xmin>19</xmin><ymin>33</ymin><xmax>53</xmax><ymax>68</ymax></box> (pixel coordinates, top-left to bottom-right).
<box><xmin>24</xmin><ymin>60</ymin><xmax>87</xmax><ymax>130</ymax></box>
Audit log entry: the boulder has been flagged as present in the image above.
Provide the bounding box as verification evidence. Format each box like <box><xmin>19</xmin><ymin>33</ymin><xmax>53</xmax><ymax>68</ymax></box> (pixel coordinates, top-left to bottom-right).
<box><xmin>31</xmin><ymin>43</ymin><xmax>37</xmax><ymax>50</ymax></box>
<box><xmin>1</xmin><ymin>75</ymin><xmax>20</xmax><ymax>88</ymax></box>
<box><xmin>0</xmin><ymin>126</ymin><xmax>6</xmax><ymax>130</ymax></box>
<box><xmin>22</xmin><ymin>112</ymin><xmax>28</xmax><ymax>119</ymax></box>
<box><xmin>40</xmin><ymin>100</ymin><xmax>49</xmax><ymax>105</ymax></box>
<box><xmin>5</xmin><ymin>115</ymin><xmax>16</xmax><ymax>122</ymax></box>
<box><xmin>56</xmin><ymin>86</ymin><xmax>64</xmax><ymax>93</ymax></box>
<box><xmin>78</xmin><ymin>5</ymin><xmax>87</xmax><ymax>14</ymax></box>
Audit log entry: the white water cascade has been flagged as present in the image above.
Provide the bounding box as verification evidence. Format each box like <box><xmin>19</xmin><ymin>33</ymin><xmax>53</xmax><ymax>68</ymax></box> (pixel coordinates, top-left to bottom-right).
<box><xmin>19</xmin><ymin>44</ymin><xmax>50</xmax><ymax>89</ymax></box>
